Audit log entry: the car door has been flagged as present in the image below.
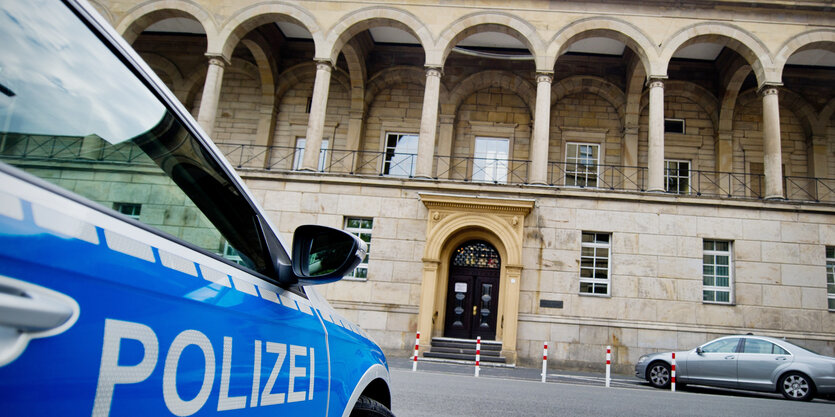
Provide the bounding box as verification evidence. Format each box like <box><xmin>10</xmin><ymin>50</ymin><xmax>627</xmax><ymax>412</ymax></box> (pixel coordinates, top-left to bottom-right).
<box><xmin>0</xmin><ymin>1</ymin><xmax>329</xmax><ymax>415</ymax></box>
<box><xmin>685</xmin><ymin>337</ymin><xmax>742</xmax><ymax>388</ymax></box>
<box><xmin>737</xmin><ymin>338</ymin><xmax>793</xmax><ymax>391</ymax></box>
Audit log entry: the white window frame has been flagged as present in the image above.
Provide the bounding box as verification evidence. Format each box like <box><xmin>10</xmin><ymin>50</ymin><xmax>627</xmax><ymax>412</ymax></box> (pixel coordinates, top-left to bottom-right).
<box><xmin>113</xmin><ymin>202</ymin><xmax>141</xmax><ymax>220</ymax></box>
<box><xmin>293</xmin><ymin>138</ymin><xmax>329</xmax><ymax>171</ymax></box>
<box><xmin>826</xmin><ymin>247</ymin><xmax>835</xmax><ymax>311</ymax></box>
<box><xmin>472</xmin><ymin>137</ymin><xmax>509</xmax><ymax>183</ymax></box>
<box><xmin>579</xmin><ymin>232</ymin><xmax>611</xmax><ymax>296</ymax></box>
<box><xmin>344</xmin><ymin>217</ymin><xmax>372</xmax><ymax>281</ymax></box>
<box><xmin>703</xmin><ymin>240</ymin><xmax>733</xmax><ymax>304</ymax></box>
<box><xmin>382</xmin><ymin>132</ymin><xmax>418</xmax><ymax>177</ymax></box>
<box><xmin>565</xmin><ymin>143</ymin><xmax>600</xmax><ymax>188</ymax></box>
<box><xmin>665</xmin><ymin>159</ymin><xmax>691</xmax><ymax>195</ymax></box>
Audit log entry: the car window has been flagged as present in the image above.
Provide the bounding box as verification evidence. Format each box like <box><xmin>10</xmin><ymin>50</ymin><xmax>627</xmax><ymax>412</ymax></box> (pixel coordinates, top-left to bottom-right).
<box><xmin>743</xmin><ymin>339</ymin><xmax>788</xmax><ymax>354</ymax></box>
<box><xmin>701</xmin><ymin>337</ymin><xmax>740</xmax><ymax>353</ymax></box>
<box><xmin>0</xmin><ymin>0</ymin><xmax>278</xmax><ymax>277</ymax></box>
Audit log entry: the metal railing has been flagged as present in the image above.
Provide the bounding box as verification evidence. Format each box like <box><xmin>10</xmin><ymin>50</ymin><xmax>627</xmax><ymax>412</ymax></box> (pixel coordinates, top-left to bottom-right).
<box><xmin>4</xmin><ymin>135</ymin><xmax>835</xmax><ymax>204</ymax></box>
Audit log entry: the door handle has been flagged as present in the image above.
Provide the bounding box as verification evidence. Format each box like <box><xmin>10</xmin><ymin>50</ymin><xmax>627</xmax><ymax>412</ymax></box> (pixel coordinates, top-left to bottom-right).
<box><xmin>775</xmin><ymin>357</ymin><xmax>787</xmax><ymax>361</ymax></box>
<box><xmin>472</xmin><ymin>305</ymin><xmax>477</xmax><ymax>316</ymax></box>
<box><xmin>0</xmin><ymin>287</ymin><xmax>73</xmax><ymax>331</ymax></box>
<box><xmin>724</xmin><ymin>355</ymin><xmax>735</xmax><ymax>360</ymax></box>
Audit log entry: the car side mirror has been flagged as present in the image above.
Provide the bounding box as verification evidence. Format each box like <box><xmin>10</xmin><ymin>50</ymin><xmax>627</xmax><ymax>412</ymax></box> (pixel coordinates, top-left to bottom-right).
<box><xmin>696</xmin><ymin>347</ymin><xmax>703</xmax><ymax>355</ymax></box>
<box><xmin>291</xmin><ymin>225</ymin><xmax>366</xmax><ymax>285</ymax></box>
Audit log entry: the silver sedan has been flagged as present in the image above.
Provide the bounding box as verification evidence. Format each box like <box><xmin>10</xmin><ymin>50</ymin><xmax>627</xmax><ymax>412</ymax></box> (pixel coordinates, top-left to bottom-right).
<box><xmin>635</xmin><ymin>335</ymin><xmax>835</xmax><ymax>401</ymax></box>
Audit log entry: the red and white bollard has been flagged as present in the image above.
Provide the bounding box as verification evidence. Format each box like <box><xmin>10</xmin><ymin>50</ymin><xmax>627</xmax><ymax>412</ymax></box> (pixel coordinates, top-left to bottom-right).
<box><xmin>474</xmin><ymin>336</ymin><xmax>481</xmax><ymax>377</ymax></box>
<box><xmin>412</xmin><ymin>331</ymin><xmax>420</xmax><ymax>372</ymax></box>
<box><xmin>605</xmin><ymin>345</ymin><xmax>611</xmax><ymax>388</ymax></box>
<box><xmin>671</xmin><ymin>352</ymin><xmax>677</xmax><ymax>392</ymax></box>
<box><xmin>541</xmin><ymin>341</ymin><xmax>548</xmax><ymax>383</ymax></box>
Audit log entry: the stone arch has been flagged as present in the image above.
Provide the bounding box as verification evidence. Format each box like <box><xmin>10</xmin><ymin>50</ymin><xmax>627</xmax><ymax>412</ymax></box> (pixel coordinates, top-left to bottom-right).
<box><xmin>718</xmin><ymin>57</ymin><xmax>752</xmax><ymax>132</ymax></box>
<box><xmin>546</xmin><ymin>17</ymin><xmax>656</xmax><ymax>77</ymax></box>
<box><xmin>638</xmin><ymin>81</ymin><xmax>720</xmax><ymax>133</ymax></box>
<box><xmin>342</xmin><ymin>40</ymin><xmax>368</xmax><ymax>113</ymax></box>
<box><xmin>365</xmin><ymin>66</ymin><xmax>450</xmax><ymax>110</ymax></box>
<box><xmin>116</xmin><ymin>0</ymin><xmax>216</xmax><ymax>46</ymax></box>
<box><xmin>774</xmin><ymin>29</ymin><xmax>835</xmax><ymax>81</ymax></box>
<box><xmin>324</xmin><ymin>7</ymin><xmax>432</xmax><ymax>64</ymax></box>
<box><xmin>216</xmin><ymin>2</ymin><xmax>323</xmax><ymax>61</ymax></box>
<box><xmin>819</xmin><ymin>97</ymin><xmax>835</xmax><ymax>134</ymax></box>
<box><xmin>425</xmin><ymin>212</ymin><xmax>522</xmax><ymax>266</ymax></box>
<box><xmin>275</xmin><ymin>62</ymin><xmax>350</xmax><ymax>103</ymax></box>
<box><xmin>138</xmin><ymin>53</ymin><xmax>183</xmax><ymax>91</ymax></box>
<box><xmin>432</xmin><ymin>12</ymin><xmax>546</xmax><ymax>69</ymax></box>
<box><xmin>88</xmin><ymin>0</ymin><xmax>114</xmax><ymax>25</ymax></box>
<box><xmin>183</xmin><ymin>67</ymin><xmax>208</xmax><ymax>114</ymax></box>
<box><xmin>552</xmin><ymin>76</ymin><xmax>627</xmax><ymax>122</ymax></box>
<box><xmin>448</xmin><ymin>71</ymin><xmax>536</xmax><ymax>115</ymax></box>
<box><xmin>240</xmin><ymin>38</ymin><xmax>278</xmax><ymax>147</ymax></box>
<box><xmin>660</xmin><ymin>22</ymin><xmax>775</xmax><ymax>86</ymax></box>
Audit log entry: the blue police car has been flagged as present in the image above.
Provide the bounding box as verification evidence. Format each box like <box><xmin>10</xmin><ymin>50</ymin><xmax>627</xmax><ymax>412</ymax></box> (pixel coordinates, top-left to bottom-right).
<box><xmin>0</xmin><ymin>1</ymin><xmax>394</xmax><ymax>416</ymax></box>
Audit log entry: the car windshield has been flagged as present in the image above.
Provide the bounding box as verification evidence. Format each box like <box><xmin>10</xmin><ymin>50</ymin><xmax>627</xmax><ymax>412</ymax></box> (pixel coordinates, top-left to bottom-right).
<box><xmin>0</xmin><ymin>0</ymin><xmax>281</xmax><ymax>277</ymax></box>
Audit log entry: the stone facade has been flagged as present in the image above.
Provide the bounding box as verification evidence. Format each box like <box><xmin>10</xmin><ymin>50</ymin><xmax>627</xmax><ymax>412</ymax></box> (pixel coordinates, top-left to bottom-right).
<box><xmin>93</xmin><ymin>0</ymin><xmax>835</xmax><ymax>372</ymax></box>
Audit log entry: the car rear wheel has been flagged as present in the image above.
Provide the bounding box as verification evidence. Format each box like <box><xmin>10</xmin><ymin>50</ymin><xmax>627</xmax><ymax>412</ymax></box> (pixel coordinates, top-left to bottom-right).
<box><xmin>779</xmin><ymin>372</ymin><xmax>815</xmax><ymax>401</ymax></box>
<box><xmin>350</xmin><ymin>396</ymin><xmax>395</xmax><ymax>417</ymax></box>
<box><xmin>647</xmin><ymin>362</ymin><xmax>671</xmax><ymax>389</ymax></box>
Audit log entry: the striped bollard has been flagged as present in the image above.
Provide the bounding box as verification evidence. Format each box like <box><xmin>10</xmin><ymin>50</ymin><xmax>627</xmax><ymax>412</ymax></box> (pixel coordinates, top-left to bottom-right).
<box><xmin>541</xmin><ymin>341</ymin><xmax>548</xmax><ymax>383</ymax></box>
<box><xmin>605</xmin><ymin>345</ymin><xmax>611</xmax><ymax>388</ymax></box>
<box><xmin>671</xmin><ymin>352</ymin><xmax>676</xmax><ymax>392</ymax></box>
<box><xmin>412</xmin><ymin>331</ymin><xmax>420</xmax><ymax>372</ymax></box>
<box><xmin>474</xmin><ymin>336</ymin><xmax>481</xmax><ymax>377</ymax></box>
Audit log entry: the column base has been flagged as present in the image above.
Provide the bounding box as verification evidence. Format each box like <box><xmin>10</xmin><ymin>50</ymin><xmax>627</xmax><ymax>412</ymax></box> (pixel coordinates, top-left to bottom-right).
<box><xmin>764</xmin><ymin>194</ymin><xmax>785</xmax><ymax>201</ymax></box>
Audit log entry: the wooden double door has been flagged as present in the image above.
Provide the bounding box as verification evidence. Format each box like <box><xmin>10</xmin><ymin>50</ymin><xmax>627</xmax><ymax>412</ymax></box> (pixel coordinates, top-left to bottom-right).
<box><xmin>443</xmin><ymin>241</ymin><xmax>500</xmax><ymax>340</ymax></box>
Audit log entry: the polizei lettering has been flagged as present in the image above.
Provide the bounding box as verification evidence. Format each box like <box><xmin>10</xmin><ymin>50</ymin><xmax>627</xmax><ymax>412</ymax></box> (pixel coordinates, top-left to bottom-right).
<box><xmin>92</xmin><ymin>319</ymin><xmax>316</xmax><ymax>416</ymax></box>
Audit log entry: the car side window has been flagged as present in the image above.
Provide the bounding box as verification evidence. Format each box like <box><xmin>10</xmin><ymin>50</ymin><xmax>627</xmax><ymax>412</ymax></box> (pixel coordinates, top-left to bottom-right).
<box><xmin>743</xmin><ymin>339</ymin><xmax>776</xmax><ymax>354</ymax></box>
<box><xmin>701</xmin><ymin>337</ymin><xmax>740</xmax><ymax>353</ymax></box>
<box><xmin>0</xmin><ymin>1</ymin><xmax>281</xmax><ymax>277</ymax></box>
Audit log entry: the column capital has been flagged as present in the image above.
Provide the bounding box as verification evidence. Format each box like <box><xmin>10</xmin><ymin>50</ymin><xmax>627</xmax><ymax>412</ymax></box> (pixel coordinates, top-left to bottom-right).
<box><xmin>535</xmin><ymin>72</ymin><xmax>553</xmax><ymax>84</ymax></box>
<box><xmin>314</xmin><ymin>58</ymin><xmax>333</xmax><ymax>73</ymax></box>
<box><xmin>439</xmin><ymin>113</ymin><xmax>456</xmax><ymax>125</ymax></box>
<box><xmin>758</xmin><ymin>83</ymin><xmax>782</xmax><ymax>97</ymax></box>
<box><xmin>646</xmin><ymin>76</ymin><xmax>666</xmax><ymax>89</ymax></box>
<box><xmin>205</xmin><ymin>53</ymin><xmax>230</xmax><ymax>67</ymax></box>
<box><xmin>622</xmin><ymin>125</ymin><xmax>639</xmax><ymax>136</ymax></box>
<box><xmin>424</xmin><ymin>65</ymin><xmax>443</xmax><ymax>78</ymax></box>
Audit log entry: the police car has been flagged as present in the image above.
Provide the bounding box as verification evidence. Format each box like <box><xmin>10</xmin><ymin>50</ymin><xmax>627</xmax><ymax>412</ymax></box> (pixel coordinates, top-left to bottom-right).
<box><xmin>0</xmin><ymin>1</ymin><xmax>394</xmax><ymax>416</ymax></box>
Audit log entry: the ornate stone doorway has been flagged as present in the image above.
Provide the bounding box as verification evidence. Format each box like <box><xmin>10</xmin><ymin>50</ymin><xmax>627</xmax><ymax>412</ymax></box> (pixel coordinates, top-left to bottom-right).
<box><xmin>444</xmin><ymin>241</ymin><xmax>501</xmax><ymax>340</ymax></box>
<box><xmin>417</xmin><ymin>193</ymin><xmax>533</xmax><ymax>363</ymax></box>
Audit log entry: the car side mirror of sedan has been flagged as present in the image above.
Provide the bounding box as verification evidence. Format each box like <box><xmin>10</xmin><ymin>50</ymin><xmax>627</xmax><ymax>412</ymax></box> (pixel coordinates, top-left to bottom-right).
<box><xmin>291</xmin><ymin>225</ymin><xmax>367</xmax><ymax>285</ymax></box>
<box><xmin>696</xmin><ymin>347</ymin><xmax>703</xmax><ymax>355</ymax></box>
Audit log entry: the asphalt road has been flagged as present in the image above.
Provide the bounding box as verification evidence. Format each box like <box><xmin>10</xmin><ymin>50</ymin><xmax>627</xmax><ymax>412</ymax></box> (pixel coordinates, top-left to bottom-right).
<box><xmin>387</xmin><ymin>360</ymin><xmax>834</xmax><ymax>417</ymax></box>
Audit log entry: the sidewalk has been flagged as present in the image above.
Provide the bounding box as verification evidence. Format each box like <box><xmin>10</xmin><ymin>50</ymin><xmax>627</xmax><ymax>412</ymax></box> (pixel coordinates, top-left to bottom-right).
<box><xmin>386</xmin><ymin>356</ymin><xmax>644</xmax><ymax>389</ymax></box>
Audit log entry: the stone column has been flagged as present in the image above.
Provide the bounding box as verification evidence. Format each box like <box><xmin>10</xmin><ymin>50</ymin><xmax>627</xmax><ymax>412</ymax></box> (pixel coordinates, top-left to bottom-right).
<box><xmin>436</xmin><ymin>114</ymin><xmax>456</xmax><ymax>179</ymax></box>
<box><xmin>760</xmin><ymin>85</ymin><xmax>784</xmax><ymax>199</ymax></box>
<box><xmin>196</xmin><ymin>54</ymin><xmax>229</xmax><ymax>138</ymax></box>
<box><xmin>345</xmin><ymin>110</ymin><xmax>365</xmax><ymax>173</ymax></box>
<box><xmin>415</xmin><ymin>66</ymin><xmax>443</xmax><ymax>179</ymax></box>
<box><xmin>646</xmin><ymin>78</ymin><xmax>666</xmax><ymax>192</ymax></box>
<box><xmin>810</xmin><ymin>135</ymin><xmax>828</xmax><ymax>179</ymax></box>
<box><xmin>622</xmin><ymin>125</ymin><xmax>639</xmax><ymax>190</ymax></box>
<box><xmin>500</xmin><ymin>264</ymin><xmax>523</xmax><ymax>364</ymax></box>
<box><xmin>416</xmin><ymin>259</ymin><xmax>440</xmax><ymax>353</ymax></box>
<box><xmin>301</xmin><ymin>60</ymin><xmax>333</xmax><ymax>172</ymax></box>
<box><xmin>530</xmin><ymin>72</ymin><xmax>553</xmax><ymax>185</ymax></box>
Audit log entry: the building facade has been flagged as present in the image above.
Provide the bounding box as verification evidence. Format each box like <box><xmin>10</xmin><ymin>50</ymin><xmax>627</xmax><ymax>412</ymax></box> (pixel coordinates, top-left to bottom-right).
<box><xmin>83</xmin><ymin>0</ymin><xmax>834</xmax><ymax>371</ymax></box>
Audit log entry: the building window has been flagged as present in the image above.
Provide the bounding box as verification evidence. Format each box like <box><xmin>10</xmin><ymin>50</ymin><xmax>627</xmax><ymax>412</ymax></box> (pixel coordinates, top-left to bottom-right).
<box><xmin>703</xmin><ymin>240</ymin><xmax>733</xmax><ymax>304</ymax></box>
<box><xmin>664</xmin><ymin>118</ymin><xmax>685</xmax><ymax>134</ymax></box>
<box><xmin>665</xmin><ymin>160</ymin><xmax>690</xmax><ymax>194</ymax></box>
<box><xmin>472</xmin><ymin>137</ymin><xmax>509</xmax><ymax>183</ymax></box>
<box><xmin>383</xmin><ymin>132</ymin><xmax>418</xmax><ymax>177</ymax></box>
<box><xmin>827</xmin><ymin>247</ymin><xmax>835</xmax><ymax>311</ymax></box>
<box><xmin>293</xmin><ymin>138</ymin><xmax>328</xmax><ymax>171</ymax></box>
<box><xmin>113</xmin><ymin>202</ymin><xmax>141</xmax><ymax>220</ymax></box>
<box><xmin>565</xmin><ymin>143</ymin><xmax>599</xmax><ymax>187</ymax></box>
<box><xmin>344</xmin><ymin>217</ymin><xmax>372</xmax><ymax>280</ymax></box>
<box><xmin>580</xmin><ymin>232</ymin><xmax>610</xmax><ymax>295</ymax></box>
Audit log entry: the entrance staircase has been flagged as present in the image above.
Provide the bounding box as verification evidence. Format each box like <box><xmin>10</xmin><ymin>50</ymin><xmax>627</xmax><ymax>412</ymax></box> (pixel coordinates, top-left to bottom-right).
<box><xmin>423</xmin><ymin>337</ymin><xmax>506</xmax><ymax>364</ymax></box>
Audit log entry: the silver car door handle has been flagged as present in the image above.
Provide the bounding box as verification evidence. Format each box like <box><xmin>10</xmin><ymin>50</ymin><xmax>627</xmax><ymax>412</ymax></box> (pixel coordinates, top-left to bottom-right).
<box><xmin>724</xmin><ymin>355</ymin><xmax>735</xmax><ymax>360</ymax></box>
<box><xmin>775</xmin><ymin>357</ymin><xmax>787</xmax><ymax>361</ymax></box>
<box><xmin>0</xmin><ymin>289</ymin><xmax>73</xmax><ymax>332</ymax></box>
